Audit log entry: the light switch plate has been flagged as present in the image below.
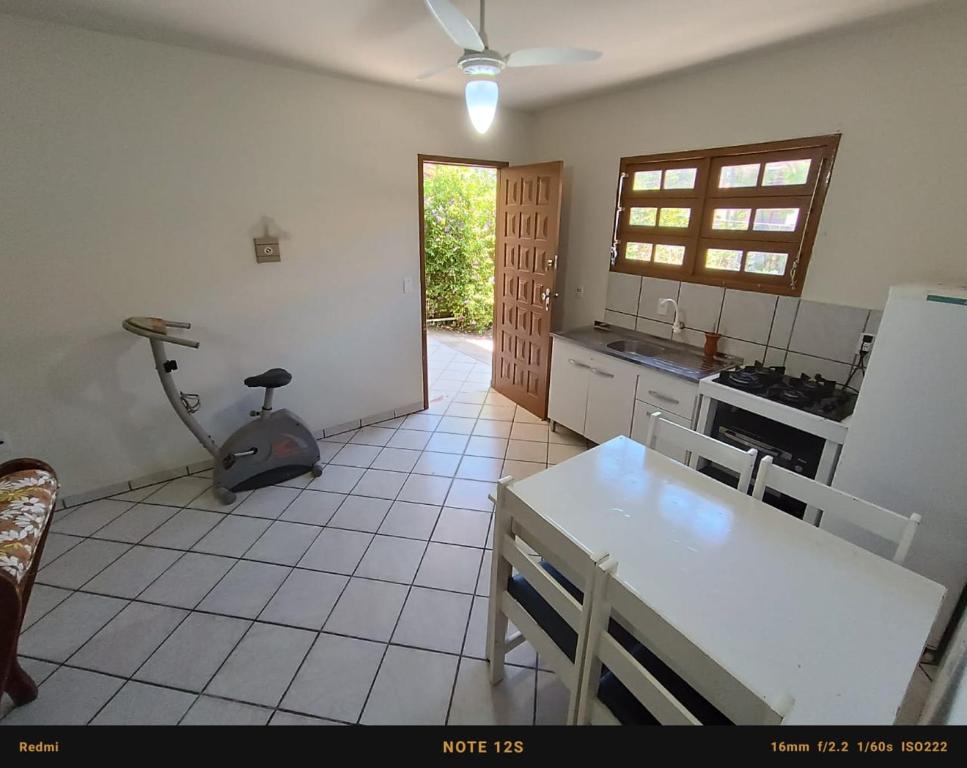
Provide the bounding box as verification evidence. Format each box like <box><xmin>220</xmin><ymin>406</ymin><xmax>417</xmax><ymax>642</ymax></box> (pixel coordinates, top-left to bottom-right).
<box><xmin>254</xmin><ymin>236</ymin><xmax>281</xmax><ymax>263</ymax></box>
<box><xmin>403</xmin><ymin>276</ymin><xmax>415</xmax><ymax>294</ymax></box>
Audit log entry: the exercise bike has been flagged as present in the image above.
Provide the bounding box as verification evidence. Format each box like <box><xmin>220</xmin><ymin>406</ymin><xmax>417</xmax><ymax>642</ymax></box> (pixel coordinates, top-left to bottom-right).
<box><xmin>123</xmin><ymin>316</ymin><xmax>322</xmax><ymax>504</ymax></box>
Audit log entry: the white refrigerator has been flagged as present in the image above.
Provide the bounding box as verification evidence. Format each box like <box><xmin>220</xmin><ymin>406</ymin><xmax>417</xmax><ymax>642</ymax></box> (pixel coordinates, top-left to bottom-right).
<box><xmin>832</xmin><ymin>283</ymin><xmax>967</xmax><ymax>650</ymax></box>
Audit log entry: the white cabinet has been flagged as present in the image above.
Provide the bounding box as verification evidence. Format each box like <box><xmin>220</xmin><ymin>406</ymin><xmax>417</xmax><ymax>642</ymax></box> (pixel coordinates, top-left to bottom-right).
<box><xmin>584</xmin><ymin>357</ymin><xmax>638</xmax><ymax>444</ymax></box>
<box><xmin>548</xmin><ymin>340</ymin><xmax>592</xmax><ymax>436</ymax></box>
<box><xmin>631</xmin><ymin>401</ymin><xmax>691</xmax><ymax>463</ymax></box>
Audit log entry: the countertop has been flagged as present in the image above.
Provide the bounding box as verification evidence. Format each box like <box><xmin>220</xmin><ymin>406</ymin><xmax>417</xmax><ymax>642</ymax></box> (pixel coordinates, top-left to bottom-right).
<box><xmin>551</xmin><ymin>322</ymin><xmax>742</xmax><ymax>382</ymax></box>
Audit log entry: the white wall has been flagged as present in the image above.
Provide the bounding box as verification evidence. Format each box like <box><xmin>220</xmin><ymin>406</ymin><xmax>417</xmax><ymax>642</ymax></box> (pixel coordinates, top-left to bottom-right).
<box><xmin>533</xmin><ymin>2</ymin><xmax>967</xmax><ymax>329</ymax></box>
<box><xmin>0</xmin><ymin>15</ymin><xmax>534</xmax><ymax>498</ymax></box>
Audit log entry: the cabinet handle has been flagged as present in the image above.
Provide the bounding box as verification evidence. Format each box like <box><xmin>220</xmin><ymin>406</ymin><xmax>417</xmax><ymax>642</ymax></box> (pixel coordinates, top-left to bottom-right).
<box><xmin>592</xmin><ymin>368</ymin><xmax>615</xmax><ymax>379</ymax></box>
<box><xmin>569</xmin><ymin>359</ymin><xmax>591</xmax><ymax>369</ymax></box>
<box><xmin>648</xmin><ymin>389</ymin><xmax>680</xmax><ymax>405</ymax></box>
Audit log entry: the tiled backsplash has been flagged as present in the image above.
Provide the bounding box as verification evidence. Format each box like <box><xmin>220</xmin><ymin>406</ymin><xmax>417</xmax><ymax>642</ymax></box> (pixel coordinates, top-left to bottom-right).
<box><xmin>603</xmin><ymin>273</ymin><xmax>881</xmax><ymax>388</ymax></box>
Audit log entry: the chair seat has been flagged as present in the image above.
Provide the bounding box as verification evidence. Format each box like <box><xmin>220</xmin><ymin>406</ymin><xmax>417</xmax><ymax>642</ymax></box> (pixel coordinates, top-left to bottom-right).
<box><xmin>0</xmin><ymin>469</ymin><xmax>58</xmax><ymax>584</ymax></box>
<box><xmin>243</xmin><ymin>368</ymin><xmax>292</xmax><ymax>389</ymax></box>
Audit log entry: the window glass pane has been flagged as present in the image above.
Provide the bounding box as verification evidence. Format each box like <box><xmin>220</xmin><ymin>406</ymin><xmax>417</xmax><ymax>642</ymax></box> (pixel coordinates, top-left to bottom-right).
<box><xmin>753</xmin><ymin>207</ymin><xmax>800</xmax><ymax>232</ymax></box>
<box><xmin>629</xmin><ymin>207</ymin><xmax>658</xmax><ymax>226</ymax></box>
<box><xmin>711</xmin><ymin>208</ymin><xmax>751</xmax><ymax>230</ymax></box>
<box><xmin>625</xmin><ymin>242</ymin><xmax>653</xmax><ymax>261</ymax></box>
<box><xmin>658</xmin><ymin>207</ymin><xmax>691</xmax><ymax>228</ymax></box>
<box><xmin>632</xmin><ymin>171</ymin><xmax>661</xmax><ymax>191</ymax></box>
<box><xmin>654</xmin><ymin>244</ymin><xmax>685</xmax><ymax>265</ymax></box>
<box><xmin>705</xmin><ymin>248</ymin><xmax>743</xmax><ymax>271</ymax></box>
<box><xmin>718</xmin><ymin>163</ymin><xmax>760</xmax><ymax>188</ymax></box>
<box><xmin>762</xmin><ymin>159</ymin><xmax>811</xmax><ymax>186</ymax></box>
<box><xmin>662</xmin><ymin>168</ymin><xmax>697</xmax><ymax>190</ymax></box>
<box><xmin>745</xmin><ymin>251</ymin><xmax>788</xmax><ymax>275</ymax></box>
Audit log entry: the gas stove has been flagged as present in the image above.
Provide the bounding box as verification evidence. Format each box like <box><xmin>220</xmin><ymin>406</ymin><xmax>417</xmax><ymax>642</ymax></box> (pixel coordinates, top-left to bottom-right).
<box><xmin>714</xmin><ymin>363</ymin><xmax>857</xmax><ymax>422</ymax></box>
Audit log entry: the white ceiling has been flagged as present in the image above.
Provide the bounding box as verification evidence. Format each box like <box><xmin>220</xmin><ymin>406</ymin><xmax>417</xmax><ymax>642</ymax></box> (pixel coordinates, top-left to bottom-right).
<box><xmin>0</xmin><ymin>0</ymin><xmax>939</xmax><ymax>109</ymax></box>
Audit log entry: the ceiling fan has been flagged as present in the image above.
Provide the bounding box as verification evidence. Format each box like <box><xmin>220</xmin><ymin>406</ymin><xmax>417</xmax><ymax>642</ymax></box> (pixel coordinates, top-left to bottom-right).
<box><xmin>421</xmin><ymin>0</ymin><xmax>602</xmax><ymax>133</ymax></box>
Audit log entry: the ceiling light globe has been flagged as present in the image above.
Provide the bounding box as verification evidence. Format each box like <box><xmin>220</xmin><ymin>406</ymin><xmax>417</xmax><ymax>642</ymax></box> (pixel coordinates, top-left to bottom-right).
<box><xmin>465</xmin><ymin>79</ymin><xmax>498</xmax><ymax>134</ymax></box>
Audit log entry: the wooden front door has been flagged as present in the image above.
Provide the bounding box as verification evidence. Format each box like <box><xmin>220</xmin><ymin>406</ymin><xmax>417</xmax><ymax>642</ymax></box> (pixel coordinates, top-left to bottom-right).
<box><xmin>493</xmin><ymin>161</ymin><xmax>564</xmax><ymax>419</ymax></box>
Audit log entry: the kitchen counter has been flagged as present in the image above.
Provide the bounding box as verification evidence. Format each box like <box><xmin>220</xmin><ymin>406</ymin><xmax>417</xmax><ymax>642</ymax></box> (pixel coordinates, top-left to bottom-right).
<box><xmin>552</xmin><ymin>322</ymin><xmax>742</xmax><ymax>382</ymax></box>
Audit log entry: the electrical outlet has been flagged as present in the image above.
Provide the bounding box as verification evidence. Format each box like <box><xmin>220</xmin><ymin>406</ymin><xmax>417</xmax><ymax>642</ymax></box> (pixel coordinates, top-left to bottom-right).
<box><xmin>857</xmin><ymin>332</ymin><xmax>875</xmax><ymax>354</ymax></box>
<box><xmin>657</xmin><ymin>299</ymin><xmax>669</xmax><ymax>316</ymax></box>
<box><xmin>575</xmin><ymin>286</ymin><xmax>584</xmax><ymax>297</ymax></box>
<box><xmin>253</xmin><ymin>236</ymin><xmax>281</xmax><ymax>263</ymax></box>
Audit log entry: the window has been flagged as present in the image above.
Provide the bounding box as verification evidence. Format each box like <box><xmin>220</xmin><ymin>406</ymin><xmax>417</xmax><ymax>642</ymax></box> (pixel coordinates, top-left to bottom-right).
<box><xmin>610</xmin><ymin>135</ymin><xmax>839</xmax><ymax>295</ymax></box>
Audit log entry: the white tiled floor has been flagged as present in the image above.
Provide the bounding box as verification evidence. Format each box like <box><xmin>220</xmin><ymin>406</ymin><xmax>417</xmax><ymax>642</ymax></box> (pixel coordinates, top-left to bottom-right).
<box><xmin>0</xmin><ymin>332</ymin><xmax>582</xmax><ymax>726</ymax></box>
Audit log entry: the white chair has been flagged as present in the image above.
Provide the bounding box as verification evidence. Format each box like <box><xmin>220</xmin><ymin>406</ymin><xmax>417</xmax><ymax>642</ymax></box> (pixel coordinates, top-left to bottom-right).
<box><xmin>645</xmin><ymin>411</ymin><xmax>758</xmax><ymax>493</ymax></box>
<box><xmin>752</xmin><ymin>455</ymin><xmax>921</xmax><ymax>565</ymax></box>
<box><xmin>486</xmin><ymin>476</ymin><xmax>609</xmax><ymax>725</ymax></box>
<box><xmin>577</xmin><ymin>560</ymin><xmax>794</xmax><ymax>725</ymax></box>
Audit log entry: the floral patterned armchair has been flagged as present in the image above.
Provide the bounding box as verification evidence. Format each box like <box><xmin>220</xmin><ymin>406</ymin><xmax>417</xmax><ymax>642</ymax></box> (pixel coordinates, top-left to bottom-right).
<box><xmin>1</xmin><ymin>458</ymin><xmax>59</xmax><ymax>709</ymax></box>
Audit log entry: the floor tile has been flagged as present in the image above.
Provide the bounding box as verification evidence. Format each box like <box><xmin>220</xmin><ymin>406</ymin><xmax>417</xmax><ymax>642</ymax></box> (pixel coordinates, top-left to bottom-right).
<box><xmin>331</xmin><ymin>443</ymin><xmax>381</xmax><ymax>468</ymax></box>
<box><xmin>453</xmin><ymin>390</ymin><xmax>488</xmax><ymax>405</ymax></box>
<box><xmin>245</xmin><ymin>521</ymin><xmax>320</xmax><ymax>565</ymax></box>
<box><xmin>144</xmin><ymin>476</ymin><xmax>212</xmax><ymax>508</ymax></box>
<box><xmin>374</xmin><ymin>416</ymin><xmax>407</xmax><ymax>429</ymax></box>
<box><xmin>308</xmin><ymin>464</ymin><xmax>365</xmax><ymax>494</ymax></box>
<box><xmin>232</xmin><ymin>486</ymin><xmax>301</xmax><ymax>519</ymax></box>
<box><xmin>18</xmin><ymin>592</ymin><xmax>128</xmax><ymax>662</ymax></box>
<box><xmin>510</xmin><ymin>422</ymin><xmax>550</xmax><ymax>442</ymax></box>
<box><xmin>91</xmin><ymin>681</ymin><xmax>196</xmax><ymax>725</ymax></box>
<box><xmin>187</xmin><ymin>485</ymin><xmax>250</xmax><ymax>512</ymax></box>
<box><xmin>465</xmin><ymin>436</ymin><xmax>508</xmax><ymax>458</ymax></box>
<box><xmin>425</xmin><ymin>432</ymin><xmax>469</xmax><ymax>455</ymax></box>
<box><xmin>476</xmin><ymin>552</ymin><xmax>492</xmax><ymax>596</ymax></box>
<box><xmin>501</xmin><ymin>460</ymin><xmax>546</xmax><ymax>481</ymax></box>
<box><xmin>324</xmin><ymin>578</ymin><xmax>408</xmax><ymax>642</ymax></box>
<box><xmin>270</xmin><ymin>711</ymin><xmax>342</xmax><ymax>725</ymax></box>
<box><xmin>298</xmin><ymin>528</ymin><xmax>372</xmax><ymax>574</ymax></box>
<box><xmin>83</xmin><ymin>545</ymin><xmax>182</xmax><ymax>598</ymax></box>
<box><xmin>280</xmin><ymin>489</ymin><xmax>344</xmax><ymax>525</ymax></box>
<box><xmin>398</xmin><ymin>474</ymin><xmax>452</xmax><ymax>506</ymax></box>
<box><xmin>37</xmin><ymin>538</ymin><xmax>130</xmax><ymax>589</ymax></box>
<box><xmin>456</xmin><ymin>455</ymin><xmax>503</xmax><ymax>482</ymax></box>
<box><xmin>350</xmin><ymin>426</ymin><xmax>397</xmax><ymax>447</ymax></box>
<box><xmin>354</xmin><ymin>535</ymin><xmax>426</xmax><ymax>583</ymax></box>
<box><xmin>328</xmin><ymin>495</ymin><xmax>392</xmax><ymax>533</ymax></box>
<box><xmin>315</xmin><ymin>442</ymin><xmax>343</xmax><ymax>463</ymax></box>
<box><xmin>506</xmin><ymin>439</ymin><xmax>549</xmax><ymax>463</ymax></box>
<box><xmin>448</xmin><ymin>658</ymin><xmax>535</xmax><ymax>725</ymax></box>
<box><xmin>192</xmin><ymin>514</ymin><xmax>271</xmax><ymax>557</ymax></box>
<box><xmin>142</xmin><ymin>508</ymin><xmax>223</xmax><ymax>549</ymax></box>
<box><xmin>51</xmin><ymin>499</ymin><xmax>132</xmax><ymax>536</ymax></box>
<box><xmin>259</xmin><ymin>569</ymin><xmax>347</xmax><ymax>630</ymax></box>
<box><xmin>392</xmin><ymin>587</ymin><xmax>472</xmax><ymax>653</ymax></box>
<box><xmin>377</xmin><ymin>501</ymin><xmax>441</xmax><ymax>540</ymax></box>
<box><xmin>472</xmin><ymin>420</ymin><xmax>512</xmax><ymax>439</ymax></box>
<box><xmin>461</xmin><ymin>596</ymin><xmax>536</xmax><ymax>667</ymax></box>
<box><xmin>386</xmin><ymin>429</ymin><xmax>431</xmax><ymax>450</ymax></box>
<box><xmin>18</xmin><ymin>658</ymin><xmax>58</xmax><ymax>687</ymax></box>
<box><xmin>90</xmin><ymin>503</ymin><xmax>179</xmax><ymax>543</ymax></box>
<box><xmin>445</xmin><ymin>479</ymin><xmax>495</xmax><ymax>512</ymax></box>
<box><xmin>110</xmin><ymin>484</ymin><xmax>160</xmax><ymax>504</ymax></box>
<box><xmin>20</xmin><ymin>584</ymin><xmax>72</xmax><ymax>630</ymax></box>
<box><xmin>136</xmin><ymin>612</ymin><xmax>250</xmax><ymax>691</ymax></box>
<box><xmin>320</xmin><ymin>428</ymin><xmax>358</xmax><ymax>444</ymax></box>
<box><xmin>180</xmin><ymin>696</ymin><xmax>272</xmax><ymax>725</ymax></box>
<box><xmin>535</xmin><ymin>670</ymin><xmax>570</xmax><ymax>724</ymax></box>
<box><xmin>412</xmin><ymin>451</ymin><xmax>461</xmax><ymax>477</ymax></box>
<box><xmin>485</xmin><ymin>391</ymin><xmax>515</xmax><ymax>407</ymax></box>
<box><xmin>432</xmin><ymin>507</ymin><xmax>491</xmax><ymax>548</ymax></box>
<box><xmin>414</xmin><ymin>543</ymin><xmax>483</xmax><ymax>594</ymax></box>
<box><xmin>548</xmin><ymin>424</ymin><xmax>586</xmax><ymax>446</ymax></box>
<box><xmin>403</xmin><ymin>414</ymin><xmax>442</xmax><ymax>432</ymax></box>
<box><xmin>547</xmin><ymin>443</ymin><xmax>586</xmax><ymax>464</ymax></box>
<box><xmin>0</xmin><ymin>667</ymin><xmax>123</xmax><ymax>725</ymax></box>
<box><xmin>38</xmin><ymin>532</ymin><xmax>83</xmax><ymax>567</ymax></box>
<box><xmin>69</xmin><ymin>601</ymin><xmax>187</xmax><ymax>676</ymax></box>
<box><xmin>436</xmin><ymin>416</ymin><xmax>477</xmax><ymax>435</ymax></box>
<box><xmin>351</xmin><ymin>469</ymin><xmax>408</xmax><ymax>500</ymax></box>
<box><xmin>360</xmin><ymin>645</ymin><xmax>458</xmax><ymax>725</ymax></box>
<box><xmin>281</xmin><ymin>633</ymin><xmax>384</xmax><ymax>722</ymax></box>
<box><xmin>371</xmin><ymin>447</ymin><xmax>421</xmax><ymax>473</ymax></box>
<box><xmin>514</xmin><ymin>408</ymin><xmax>544</xmax><ymax>424</ymax></box>
<box><xmin>206</xmin><ymin>622</ymin><xmax>315</xmax><ymax>707</ymax></box>
<box><xmin>138</xmin><ymin>552</ymin><xmax>235</xmax><ymax>609</ymax></box>
<box><xmin>445</xmin><ymin>402</ymin><xmax>482</xmax><ymax>419</ymax></box>
<box><xmin>198</xmin><ymin>560</ymin><xmax>290</xmax><ymax>619</ymax></box>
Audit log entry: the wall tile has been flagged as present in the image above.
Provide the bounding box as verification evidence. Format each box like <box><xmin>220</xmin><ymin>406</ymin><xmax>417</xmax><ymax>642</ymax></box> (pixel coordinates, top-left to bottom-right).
<box><xmin>717</xmin><ymin>337</ymin><xmax>766</xmax><ymax>366</ymax></box>
<box><xmin>634</xmin><ymin>317</ymin><xmax>673</xmax><ymax>339</ymax></box>
<box><xmin>678</xmin><ymin>328</ymin><xmax>706</xmax><ymax>349</ymax></box>
<box><xmin>788</xmin><ymin>300</ymin><xmax>869</xmax><ymax>363</ymax></box>
<box><xmin>718</xmin><ymin>290</ymin><xmax>777</xmax><ymax>345</ymax></box>
<box><xmin>763</xmin><ymin>347</ymin><xmax>787</xmax><ymax>367</ymax></box>
<box><xmin>785</xmin><ymin>352</ymin><xmax>852</xmax><ymax>384</ymax></box>
<box><xmin>605</xmin><ymin>272</ymin><xmax>642</xmax><ymax>315</ymax></box>
<box><xmin>768</xmin><ymin>296</ymin><xmax>800</xmax><ymax>349</ymax></box>
<box><xmin>602</xmin><ymin>310</ymin><xmax>636</xmax><ymax>331</ymax></box>
<box><xmin>637</xmin><ymin>277</ymin><xmax>681</xmax><ymax>322</ymax></box>
<box><xmin>677</xmin><ymin>283</ymin><xmax>724</xmax><ymax>332</ymax></box>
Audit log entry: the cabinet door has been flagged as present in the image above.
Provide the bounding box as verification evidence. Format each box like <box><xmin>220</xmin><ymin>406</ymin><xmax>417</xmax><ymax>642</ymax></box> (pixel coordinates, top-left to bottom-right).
<box><xmin>584</xmin><ymin>357</ymin><xmax>638</xmax><ymax>444</ymax></box>
<box><xmin>548</xmin><ymin>341</ymin><xmax>592</xmax><ymax>435</ymax></box>
<box><xmin>631</xmin><ymin>400</ymin><xmax>691</xmax><ymax>463</ymax></box>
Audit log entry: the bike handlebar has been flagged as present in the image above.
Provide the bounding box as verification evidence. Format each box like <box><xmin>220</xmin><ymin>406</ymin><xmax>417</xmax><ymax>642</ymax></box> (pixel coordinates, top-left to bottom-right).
<box><xmin>122</xmin><ymin>316</ymin><xmax>200</xmax><ymax>348</ymax></box>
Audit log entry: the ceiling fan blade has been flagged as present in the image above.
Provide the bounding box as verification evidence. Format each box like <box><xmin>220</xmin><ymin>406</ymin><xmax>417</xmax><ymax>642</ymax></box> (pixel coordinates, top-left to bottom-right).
<box><xmin>417</xmin><ymin>62</ymin><xmax>457</xmax><ymax>80</ymax></box>
<box><xmin>505</xmin><ymin>47</ymin><xmax>602</xmax><ymax>68</ymax></box>
<box><xmin>424</xmin><ymin>0</ymin><xmax>485</xmax><ymax>52</ymax></box>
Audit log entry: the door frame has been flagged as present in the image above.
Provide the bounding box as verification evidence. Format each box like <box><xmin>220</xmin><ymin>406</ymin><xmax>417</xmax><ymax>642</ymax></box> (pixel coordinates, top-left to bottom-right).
<box><xmin>417</xmin><ymin>154</ymin><xmax>509</xmax><ymax>409</ymax></box>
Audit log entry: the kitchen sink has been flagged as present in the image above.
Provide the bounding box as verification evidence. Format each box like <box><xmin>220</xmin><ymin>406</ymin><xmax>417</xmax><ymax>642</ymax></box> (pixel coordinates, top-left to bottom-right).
<box><xmin>606</xmin><ymin>339</ymin><xmax>667</xmax><ymax>358</ymax></box>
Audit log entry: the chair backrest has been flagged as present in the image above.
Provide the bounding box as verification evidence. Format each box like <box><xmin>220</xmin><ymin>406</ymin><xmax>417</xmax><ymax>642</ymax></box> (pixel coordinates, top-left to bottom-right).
<box><xmin>752</xmin><ymin>456</ymin><xmax>921</xmax><ymax>565</ymax></box>
<box><xmin>645</xmin><ymin>411</ymin><xmax>757</xmax><ymax>493</ymax></box>
<box><xmin>578</xmin><ymin>562</ymin><xmax>793</xmax><ymax>725</ymax></box>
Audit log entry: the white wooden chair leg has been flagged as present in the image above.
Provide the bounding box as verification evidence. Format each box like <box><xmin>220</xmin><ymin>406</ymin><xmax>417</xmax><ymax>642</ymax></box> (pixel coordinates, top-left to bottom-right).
<box><xmin>487</xmin><ymin>477</ymin><xmax>514</xmax><ymax>685</ymax></box>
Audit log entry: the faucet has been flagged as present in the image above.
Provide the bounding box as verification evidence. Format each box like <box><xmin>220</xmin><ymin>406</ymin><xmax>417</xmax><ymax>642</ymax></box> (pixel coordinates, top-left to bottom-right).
<box><xmin>658</xmin><ymin>298</ymin><xmax>685</xmax><ymax>339</ymax></box>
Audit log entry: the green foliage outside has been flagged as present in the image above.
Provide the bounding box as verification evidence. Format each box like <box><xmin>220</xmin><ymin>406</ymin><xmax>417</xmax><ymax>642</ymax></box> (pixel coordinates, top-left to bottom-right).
<box><xmin>423</xmin><ymin>163</ymin><xmax>497</xmax><ymax>334</ymax></box>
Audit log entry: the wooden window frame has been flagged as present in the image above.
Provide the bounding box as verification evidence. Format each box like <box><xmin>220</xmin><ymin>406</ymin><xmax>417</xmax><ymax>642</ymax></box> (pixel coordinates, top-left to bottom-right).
<box><xmin>610</xmin><ymin>134</ymin><xmax>840</xmax><ymax>296</ymax></box>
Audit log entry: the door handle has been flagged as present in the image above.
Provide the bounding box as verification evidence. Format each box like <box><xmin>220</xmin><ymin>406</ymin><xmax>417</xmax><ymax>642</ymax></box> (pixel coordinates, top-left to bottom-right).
<box><xmin>647</xmin><ymin>389</ymin><xmax>680</xmax><ymax>405</ymax></box>
<box><xmin>541</xmin><ymin>288</ymin><xmax>559</xmax><ymax>310</ymax></box>
<box><xmin>568</xmin><ymin>359</ymin><xmax>591</xmax><ymax>369</ymax></box>
<box><xmin>546</xmin><ymin>254</ymin><xmax>558</xmax><ymax>270</ymax></box>
<box><xmin>592</xmin><ymin>368</ymin><xmax>615</xmax><ymax>379</ymax></box>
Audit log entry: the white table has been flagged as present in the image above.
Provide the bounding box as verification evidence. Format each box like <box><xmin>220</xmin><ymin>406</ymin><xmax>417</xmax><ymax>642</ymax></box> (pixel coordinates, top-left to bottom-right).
<box><xmin>508</xmin><ymin>436</ymin><xmax>946</xmax><ymax>724</ymax></box>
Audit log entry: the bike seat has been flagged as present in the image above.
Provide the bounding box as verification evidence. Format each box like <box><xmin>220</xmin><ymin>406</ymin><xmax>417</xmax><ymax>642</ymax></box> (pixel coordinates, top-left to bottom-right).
<box><xmin>244</xmin><ymin>368</ymin><xmax>292</xmax><ymax>389</ymax></box>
